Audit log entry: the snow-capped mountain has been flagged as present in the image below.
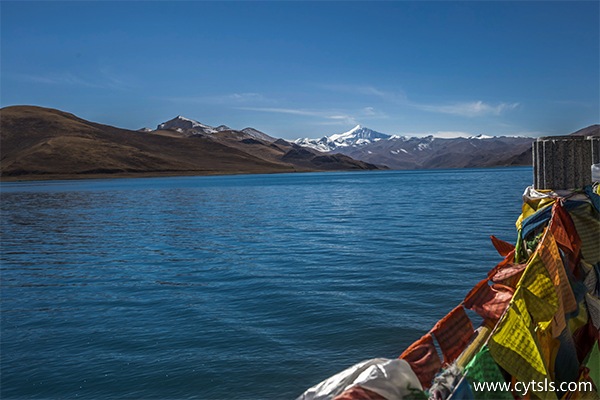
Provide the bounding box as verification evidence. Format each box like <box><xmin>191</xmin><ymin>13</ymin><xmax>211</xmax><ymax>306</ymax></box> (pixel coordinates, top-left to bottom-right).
<box><xmin>156</xmin><ymin>116</ymin><xmax>275</xmax><ymax>142</ymax></box>
<box><xmin>240</xmin><ymin>127</ymin><xmax>276</xmax><ymax>142</ymax></box>
<box><xmin>215</xmin><ymin>125</ymin><xmax>232</xmax><ymax>132</ymax></box>
<box><xmin>294</xmin><ymin>125</ymin><xmax>391</xmax><ymax>152</ymax></box>
<box><xmin>153</xmin><ymin>118</ymin><xmax>543</xmax><ymax>170</ymax></box>
<box><xmin>157</xmin><ymin>115</ymin><xmax>218</xmax><ymax>134</ymax></box>
<box><xmin>294</xmin><ymin>125</ymin><xmax>535</xmax><ymax>169</ymax></box>
<box><xmin>469</xmin><ymin>134</ymin><xmax>494</xmax><ymax>140</ymax></box>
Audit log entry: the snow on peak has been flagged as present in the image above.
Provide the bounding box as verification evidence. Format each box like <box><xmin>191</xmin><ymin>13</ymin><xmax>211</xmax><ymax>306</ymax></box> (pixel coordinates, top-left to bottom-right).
<box><xmin>241</xmin><ymin>127</ymin><xmax>275</xmax><ymax>142</ymax></box>
<box><xmin>293</xmin><ymin>138</ymin><xmax>331</xmax><ymax>152</ymax></box>
<box><xmin>295</xmin><ymin>125</ymin><xmax>391</xmax><ymax>152</ymax></box>
<box><xmin>174</xmin><ymin>115</ymin><xmax>206</xmax><ymax>127</ymax></box>
<box><xmin>338</xmin><ymin>125</ymin><xmax>388</xmax><ymax>140</ymax></box>
<box><xmin>155</xmin><ymin>117</ymin><xmax>275</xmax><ymax>142</ymax></box>
<box><xmin>157</xmin><ymin>116</ymin><xmax>218</xmax><ymax>134</ymax></box>
<box><xmin>390</xmin><ymin>135</ymin><xmax>409</xmax><ymax>140</ymax></box>
<box><xmin>469</xmin><ymin>134</ymin><xmax>495</xmax><ymax>140</ymax></box>
<box><xmin>215</xmin><ymin>125</ymin><xmax>232</xmax><ymax>132</ymax></box>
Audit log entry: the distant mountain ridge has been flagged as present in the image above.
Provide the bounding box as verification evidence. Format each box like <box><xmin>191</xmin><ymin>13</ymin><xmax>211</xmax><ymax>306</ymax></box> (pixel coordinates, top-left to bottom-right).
<box><xmin>294</xmin><ymin>125</ymin><xmax>600</xmax><ymax>169</ymax></box>
<box><xmin>157</xmin><ymin>115</ymin><xmax>219</xmax><ymax>134</ymax></box>
<box><xmin>0</xmin><ymin>106</ymin><xmax>380</xmax><ymax>181</ymax></box>
<box><xmin>2</xmin><ymin>105</ymin><xmax>596</xmax><ymax>180</ymax></box>
<box><xmin>156</xmin><ymin>115</ymin><xmax>276</xmax><ymax>142</ymax></box>
<box><xmin>295</xmin><ymin>125</ymin><xmax>391</xmax><ymax>152</ymax></box>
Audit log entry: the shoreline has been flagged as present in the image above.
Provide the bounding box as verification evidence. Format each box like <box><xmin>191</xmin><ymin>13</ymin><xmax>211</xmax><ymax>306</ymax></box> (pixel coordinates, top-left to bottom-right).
<box><xmin>0</xmin><ymin>164</ymin><xmax>531</xmax><ymax>184</ymax></box>
<box><xmin>0</xmin><ymin>168</ymin><xmax>306</xmax><ymax>183</ymax></box>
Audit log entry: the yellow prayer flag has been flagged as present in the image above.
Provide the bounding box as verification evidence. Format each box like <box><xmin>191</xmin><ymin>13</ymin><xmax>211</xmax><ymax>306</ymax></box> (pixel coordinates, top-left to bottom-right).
<box><xmin>539</xmin><ymin>231</ymin><xmax>577</xmax><ymax>315</ymax></box>
<box><xmin>489</xmin><ymin>295</ymin><xmax>549</xmax><ymax>382</ymax></box>
<box><xmin>519</xmin><ymin>252</ymin><xmax>559</xmax><ymax>326</ymax></box>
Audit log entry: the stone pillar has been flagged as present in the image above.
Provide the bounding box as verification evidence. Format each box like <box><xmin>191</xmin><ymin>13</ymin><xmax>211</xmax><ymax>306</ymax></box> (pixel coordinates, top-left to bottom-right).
<box><xmin>533</xmin><ymin>136</ymin><xmax>599</xmax><ymax>190</ymax></box>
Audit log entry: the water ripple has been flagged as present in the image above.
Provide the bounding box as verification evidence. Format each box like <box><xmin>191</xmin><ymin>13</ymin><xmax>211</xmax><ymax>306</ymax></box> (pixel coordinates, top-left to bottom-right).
<box><xmin>1</xmin><ymin>168</ymin><xmax>532</xmax><ymax>399</ymax></box>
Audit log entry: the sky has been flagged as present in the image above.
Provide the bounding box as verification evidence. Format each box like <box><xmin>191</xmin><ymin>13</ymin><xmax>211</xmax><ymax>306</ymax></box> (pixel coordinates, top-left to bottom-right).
<box><xmin>1</xmin><ymin>1</ymin><xmax>598</xmax><ymax>140</ymax></box>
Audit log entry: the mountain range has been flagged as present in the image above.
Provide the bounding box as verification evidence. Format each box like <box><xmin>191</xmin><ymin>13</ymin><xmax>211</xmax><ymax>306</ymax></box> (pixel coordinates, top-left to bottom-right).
<box><xmin>295</xmin><ymin>124</ymin><xmax>600</xmax><ymax>169</ymax></box>
<box><xmin>154</xmin><ymin>115</ymin><xmax>277</xmax><ymax>142</ymax></box>
<box><xmin>2</xmin><ymin>105</ymin><xmax>597</xmax><ymax>181</ymax></box>
<box><xmin>295</xmin><ymin>125</ymin><xmax>392</xmax><ymax>152</ymax></box>
<box><xmin>0</xmin><ymin>106</ymin><xmax>379</xmax><ymax>181</ymax></box>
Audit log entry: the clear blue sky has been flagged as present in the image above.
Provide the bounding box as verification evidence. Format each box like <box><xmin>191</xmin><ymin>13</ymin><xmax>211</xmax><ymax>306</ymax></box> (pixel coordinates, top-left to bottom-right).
<box><xmin>1</xmin><ymin>1</ymin><xmax>598</xmax><ymax>140</ymax></box>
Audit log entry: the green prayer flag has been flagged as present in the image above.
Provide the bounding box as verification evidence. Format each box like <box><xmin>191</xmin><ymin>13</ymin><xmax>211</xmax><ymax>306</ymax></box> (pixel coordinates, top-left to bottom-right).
<box><xmin>585</xmin><ymin>341</ymin><xmax>600</xmax><ymax>388</ymax></box>
<box><xmin>464</xmin><ymin>345</ymin><xmax>513</xmax><ymax>400</ymax></box>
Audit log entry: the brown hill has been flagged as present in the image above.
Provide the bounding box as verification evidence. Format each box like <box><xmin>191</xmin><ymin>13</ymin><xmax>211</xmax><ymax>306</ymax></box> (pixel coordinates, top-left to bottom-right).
<box><xmin>0</xmin><ymin>106</ymin><xmax>380</xmax><ymax>181</ymax></box>
<box><xmin>570</xmin><ymin>124</ymin><xmax>599</xmax><ymax>137</ymax></box>
<box><xmin>490</xmin><ymin>124</ymin><xmax>600</xmax><ymax>169</ymax></box>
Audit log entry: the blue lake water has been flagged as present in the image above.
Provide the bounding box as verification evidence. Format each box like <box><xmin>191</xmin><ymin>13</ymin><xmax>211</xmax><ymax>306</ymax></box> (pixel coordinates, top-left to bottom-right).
<box><xmin>1</xmin><ymin>168</ymin><xmax>532</xmax><ymax>399</ymax></box>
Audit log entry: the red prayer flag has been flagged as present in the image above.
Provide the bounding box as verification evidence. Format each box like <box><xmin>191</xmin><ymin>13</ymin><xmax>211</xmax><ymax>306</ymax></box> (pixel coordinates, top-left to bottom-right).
<box><xmin>487</xmin><ymin>250</ymin><xmax>516</xmax><ymax>279</ymax></box>
<box><xmin>550</xmin><ymin>203</ymin><xmax>582</xmax><ymax>274</ymax></box>
<box><xmin>431</xmin><ymin>305</ymin><xmax>474</xmax><ymax>364</ymax></box>
<box><xmin>464</xmin><ymin>279</ymin><xmax>514</xmax><ymax>321</ymax></box>
<box><xmin>399</xmin><ymin>333</ymin><xmax>441</xmax><ymax>389</ymax></box>
<box><xmin>333</xmin><ymin>386</ymin><xmax>387</xmax><ymax>400</ymax></box>
<box><xmin>490</xmin><ymin>235</ymin><xmax>515</xmax><ymax>257</ymax></box>
<box><xmin>490</xmin><ymin>262</ymin><xmax>527</xmax><ymax>284</ymax></box>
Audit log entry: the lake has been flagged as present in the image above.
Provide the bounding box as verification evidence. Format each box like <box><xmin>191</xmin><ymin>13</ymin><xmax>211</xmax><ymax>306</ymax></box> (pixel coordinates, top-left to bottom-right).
<box><xmin>1</xmin><ymin>168</ymin><xmax>532</xmax><ymax>399</ymax></box>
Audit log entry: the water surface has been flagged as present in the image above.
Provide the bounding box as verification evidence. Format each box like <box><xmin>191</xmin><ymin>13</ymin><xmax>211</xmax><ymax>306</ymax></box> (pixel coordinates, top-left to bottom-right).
<box><xmin>1</xmin><ymin>168</ymin><xmax>531</xmax><ymax>399</ymax></box>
